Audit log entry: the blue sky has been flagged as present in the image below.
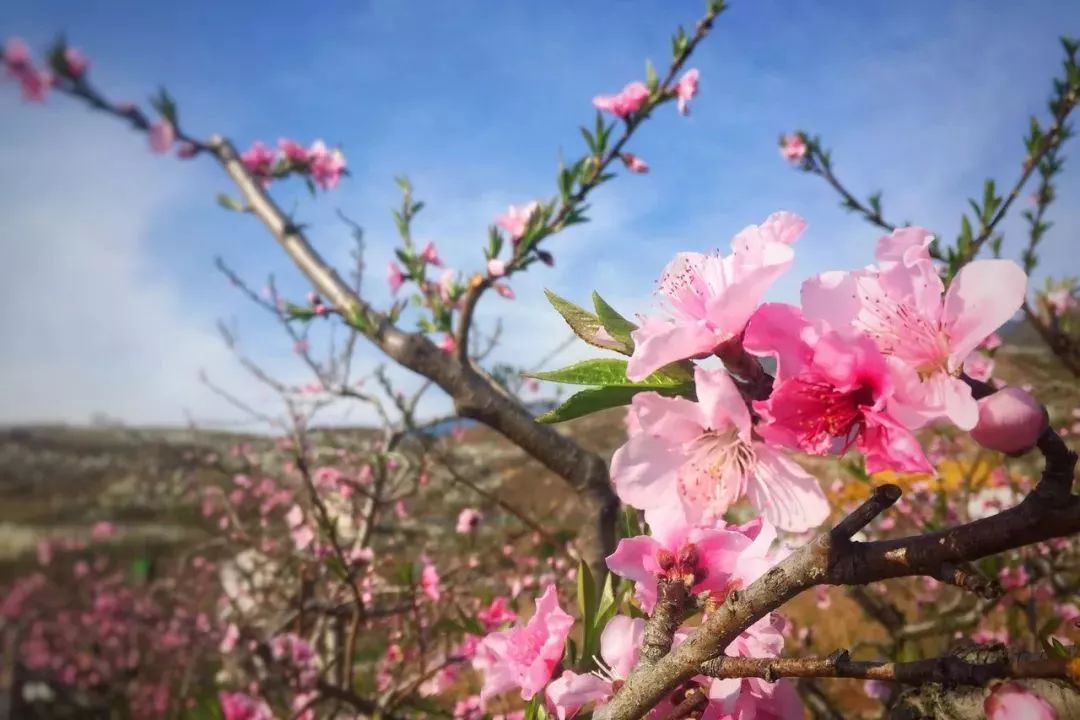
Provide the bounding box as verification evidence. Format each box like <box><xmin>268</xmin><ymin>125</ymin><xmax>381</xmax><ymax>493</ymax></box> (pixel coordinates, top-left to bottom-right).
<box><xmin>2</xmin><ymin>1</ymin><xmax>1079</xmax><ymax>427</ymax></box>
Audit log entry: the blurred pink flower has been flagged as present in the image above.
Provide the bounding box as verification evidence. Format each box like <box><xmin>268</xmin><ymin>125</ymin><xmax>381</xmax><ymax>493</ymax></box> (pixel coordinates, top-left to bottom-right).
<box><xmin>388</xmin><ymin>261</ymin><xmax>405</xmax><ymax>295</ymax></box>
<box><xmin>148</xmin><ymin>119</ymin><xmax>175</xmax><ymax>154</ymax></box>
<box><xmin>420</xmin><ymin>240</ymin><xmax>443</xmax><ymax>266</ymax></box>
<box><xmin>984</xmin><ymin>683</ymin><xmax>1057</xmax><ymax>720</ymax></box>
<box><xmin>593</xmin><ymin>81</ymin><xmax>650</xmax><ymax>118</ymax></box>
<box><xmin>63</xmin><ymin>47</ymin><xmax>89</xmax><ymax>76</ymax></box>
<box><xmin>487</xmin><ymin>258</ymin><xmax>507</xmax><ymax>277</ymax></box>
<box><xmin>456</xmin><ymin>508</ymin><xmax>483</xmax><ymax>534</ymax></box>
<box><xmin>620</xmin><ymin>152</ymin><xmax>649</xmax><ymax>173</ymax></box>
<box><xmin>779</xmin><ymin>134</ymin><xmax>807</xmax><ymax>163</ymax></box>
<box><xmin>675</xmin><ymin>68</ymin><xmax>699</xmax><ymax>115</ymax></box>
<box><xmin>496</xmin><ymin>202</ymin><xmax>539</xmax><ymax>242</ymax></box>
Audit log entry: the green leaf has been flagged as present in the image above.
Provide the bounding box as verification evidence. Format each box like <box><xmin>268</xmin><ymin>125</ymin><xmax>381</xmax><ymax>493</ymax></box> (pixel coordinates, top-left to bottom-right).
<box><xmin>544</xmin><ymin>289</ymin><xmax>630</xmax><ymax>355</ymax></box>
<box><xmin>529</xmin><ymin>358</ymin><xmax>693</xmax><ymax>389</ymax></box>
<box><xmin>595</xmin><ymin>572</ymin><xmax>618</xmax><ymax>634</ymax></box>
<box><xmin>151</xmin><ymin>87</ymin><xmax>178</xmax><ymax>125</ymax></box>
<box><xmin>577</xmin><ymin>558</ymin><xmax>597</xmax><ymax>661</ymax></box>
<box><xmin>619</xmin><ymin>505</ymin><xmax>643</xmax><ymax>541</ymax></box>
<box><xmin>216</xmin><ymin>193</ymin><xmax>245</xmax><ymax>212</ymax></box>
<box><xmin>592</xmin><ymin>291</ymin><xmax>637</xmax><ymax>348</ymax></box>
<box><xmin>536</xmin><ymin>384</ymin><xmax>691</xmax><ymax>424</ymax></box>
<box><xmin>645</xmin><ymin>59</ymin><xmax>659</xmax><ymax>92</ymax></box>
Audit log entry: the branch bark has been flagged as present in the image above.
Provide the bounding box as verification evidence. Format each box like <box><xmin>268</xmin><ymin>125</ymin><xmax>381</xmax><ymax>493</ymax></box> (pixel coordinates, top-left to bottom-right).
<box><xmin>699</xmin><ymin>651</ymin><xmax>1078</xmax><ymax>685</ymax></box>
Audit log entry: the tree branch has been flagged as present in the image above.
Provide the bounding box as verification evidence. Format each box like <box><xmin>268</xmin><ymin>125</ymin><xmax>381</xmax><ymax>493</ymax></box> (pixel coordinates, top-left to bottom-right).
<box><xmin>700</xmin><ymin>651</ymin><xmax>1079</xmax><ymax>686</ymax></box>
<box><xmin>600</xmin><ymin>420</ymin><xmax>1078</xmax><ymax>720</ymax></box>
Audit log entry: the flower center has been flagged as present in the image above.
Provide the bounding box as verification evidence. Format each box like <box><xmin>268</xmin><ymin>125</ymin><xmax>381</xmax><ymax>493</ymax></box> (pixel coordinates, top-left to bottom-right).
<box><xmin>677</xmin><ymin>428</ymin><xmax>753</xmax><ymax>518</ymax></box>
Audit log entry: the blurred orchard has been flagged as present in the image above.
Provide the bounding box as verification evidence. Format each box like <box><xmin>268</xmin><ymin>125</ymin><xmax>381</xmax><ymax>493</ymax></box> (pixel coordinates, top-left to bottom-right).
<box><xmin>3</xmin><ymin>2</ymin><xmax>1080</xmax><ymax>719</ymax></box>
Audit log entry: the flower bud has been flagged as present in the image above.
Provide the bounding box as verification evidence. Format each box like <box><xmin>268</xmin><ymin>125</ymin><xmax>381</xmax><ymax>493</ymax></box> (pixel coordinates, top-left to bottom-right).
<box><xmin>970</xmin><ymin>387</ymin><xmax>1048</xmax><ymax>455</ymax></box>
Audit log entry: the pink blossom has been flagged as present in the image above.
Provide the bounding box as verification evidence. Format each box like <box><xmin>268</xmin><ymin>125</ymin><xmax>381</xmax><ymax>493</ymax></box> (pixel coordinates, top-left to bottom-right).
<box><xmin>308</xmin><ymin>140</ymin><xmax>346</xmax><ymax>190</ymax></box>
<box><xmin>456</xmin><ymin>508</ymin><xmax>483</xmax><ymax>534</ymax></box>
<box><xmin>621</xmin><ymin>152</ymin><xmax>649</xmax><ymax>173</ymax></box>
<box><xmin>395</xmin><ymin>499</ymin><xmax>409</xmax><ymax>518</ymax></box>
<box><xmin>675</xmin><ymin>68</ymin><xmax>699</xmax><ymax>115</ymax></box>
<box><xmin>980</xmin><ymin>332</ymin><xmax>1003</xmax><ymax>351</ymax></box>
<box><xmin>220</xmin><ymin>623</ymin><xmax>240</xmax><ymax>653</ymax></box>
<box><xmin>240</xmin><ymin>141</ymin><xmax>275</xmax><ymax>178</ymax></box>
<box><xmin>474</xmin><ymin>584</ymin><xmax>574</xmax><ymax>701</ymax></box>
<box><xmin>487</xmin><ymin>258</ymin><xmax>507</xmax><ymax>277</ymax></box>
<box><xmin>3</xmin><ymin>40</ymin><xmax>51</xmax><ymax>103</ymax></box>
<box><xmin>704</xmin><ymin>614</ymin><xmax>803</xmax><ymax>720</ymax></box>
<box><xmin>90</xmin><ymin>521</ymin><xmax>115</xmax><ymax>541</ymax></box>
<box><xmin>438</xmin><ymin>334</ymin><xmax>457</xmax><ymax>354</ymax></box>
<box><xmin>3</xmin><ymin>38</ymin><xmax>30</xmax><ymax>65</ymax></box>
<box><xmin>863</xmin><ymin>679</ymin><xmax>892</xmax><ymax>701</ymax></box>
<box><xmin>626</xmin><ymin>211</ymin><xmax>805</xmax><ymax>381</ymax></box>
<box><xmin>494</xmin><ymin>282</ymin><xmax>515</xmax><ymax>300</ymax></box>
<box><xmin>1046</xmin><ymin>288</ymin><xmax>1077</xmax><ymax>316</ymax></box>
<box><xmin>606</xmin><ymin>502</ymin><xmax>752</xmax><ymax>611</ymax></box>
<box><xmin>146</xmin><ymin>119</ymin><xmax>177</xmax><ymax>154</ymax></box>
<box><xmin>478</xmin><ymin>597</ymin><xmax>518</xmax><ymax>631</ymax></box>
<box><xmin>219</xmin><ymin>691</ymin><xmax>273</xmax><ymax>720</ymax></box>
<box><xmin>745</xmin><ymin>303</ymin><xmax>933</xmax><ymax>474</ymax></box>
<box><xmin>177</xmin><ymin>141</ymin><xmax>199</xmax><ymax>159</ymax></box>
<box><xmin>496</xmin><ymin>202</ymin><xmax>539</xmax><ymax>242</ymax></box>
<box><xmin>420</xmin><ymin>240</ymin><xmax>443</xmax><ymax>266</ymax></box>
<box><xmin>779</xmin><ymin>134</ymin><xmax>807</xmax><ymax>164</ymax></box>
<box><xmin>970</xmin><ymin>387</ymin><xmax>1047</xmax><ymax>455</ymax></box>
<box><xmin>545</xmin><ymin>615</ymin><xmax>645</xmax><ymax>719</ymax></box>
<box><xmin>36</xmin><ymin>540</ymin><xmax>53</xmax><ymax>566</ymax></box>
<box><xmin>388</xmin><ymin>261</ymin><xmax>405</xmax><ymax>295</ymax></box>
<box><xmin>278</xmin><ymin>138</ymin><xmax>308</xmax><ymax>164</ymax></box>
<box><xmin>984</xmin><ymin>683</ymin><xmax>1057</xmax><ymax>720</ymax></box>
<box><xmin>611</xmin><ymin>366</ymin><xmax>828</xmax><ymax>531</ymax></box>
<box><xmin>802</xmin><ymin>227</ymin><xmax>1027</xmax><ymax>430</ymax></box>
<box><xmin>593</xmin><ymin>81</ymin><xmax>650</xmax><ymax>118</ymax></box>
<box><xmin>420</xmin><ymin>557</ymin><xmax>441</xmax><ymax>602</ymax></box>
<box><xmin>63</xmin><ymin>47</ymin><xmax>89</xmax><ymax>76</ymax></box>
<box><xmin>964</xmin><ymin>354</ymin><xmax>994</xmax><ymax>382</ymax></box>
<box><xmin>293</xmin><ymin>338</ymin><xmax>309</xmax><ymax>355</ymax></box>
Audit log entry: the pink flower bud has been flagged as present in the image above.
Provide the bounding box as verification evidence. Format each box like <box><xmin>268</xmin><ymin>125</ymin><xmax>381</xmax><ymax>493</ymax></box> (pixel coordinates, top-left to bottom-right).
<box><xmin>970</xmin><ymin>387</ymin><xmax>1047</xmax><ymax>455</ymax></box>
<box><xmin>487</xmin><ymin>258</ymin><xmax>506</xmax><ymax>277</ymax></box>
<box><xmin>63</xmin><ymin>47</ymin><xmax>89</xmax><ymax>77</ymax></box>
<box><xmin>148</xmin><ymin>119</ymin><xmax>175</xmax><ymax>154</ymax></box>
<box><xmin>176</xmin><ymin>141</ymin><xmax>199</xmax><ymax>159</ymax></box>
<box><xmin>620</xmin><ymin>152</ymin><xmax>649</xmax><ymax>174</ymax></box>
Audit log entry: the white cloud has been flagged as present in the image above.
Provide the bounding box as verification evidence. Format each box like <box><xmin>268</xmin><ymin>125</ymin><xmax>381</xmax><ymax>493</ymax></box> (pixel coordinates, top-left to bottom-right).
<box><xmin>0</xmin><ymin>101</ymin><xmax>301</xmax><ymax>428</ymax></box>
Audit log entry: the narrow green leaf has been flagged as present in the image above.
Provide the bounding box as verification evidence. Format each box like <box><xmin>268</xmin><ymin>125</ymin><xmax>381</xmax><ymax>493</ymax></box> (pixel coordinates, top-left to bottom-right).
<box><xmin>577</xmin><ymin>558</ymin><xmax>597</xmax><ymax>664</ymax></box>
<box><xmin>592</xmin><ymin>291</ymin><xmax>637</xmax><ymax>348</ymax></box>
<box><xmin>544</xmin><ymin>289</ymin><xmax>629</xmax><ymax>354</ymax></box>
<box><xmin>216</xmin><ymin>193</ymin><xmax>245</xmax><ymax>212</ymax></box>
<box><xmin>529</xmin><ymin>358</ymin><xmax>693</xmax><ymax>389</ymax></box>
<box><xmin>536</xmin><ymin>384</ymin><xmax>692</xmax><ymax>424</ymax></box>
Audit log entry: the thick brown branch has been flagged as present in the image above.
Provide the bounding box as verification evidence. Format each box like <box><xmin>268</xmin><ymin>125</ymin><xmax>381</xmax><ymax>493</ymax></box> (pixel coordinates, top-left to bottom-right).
<box><xmin>640</xmin><ymin>579</ymin><xmax>690</xmax><ymax>666</ymax></box>
<box><xmin>601</xmin><ymin>429</ymin><xmax>1078</xmax><ymax>720</ymax></box>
